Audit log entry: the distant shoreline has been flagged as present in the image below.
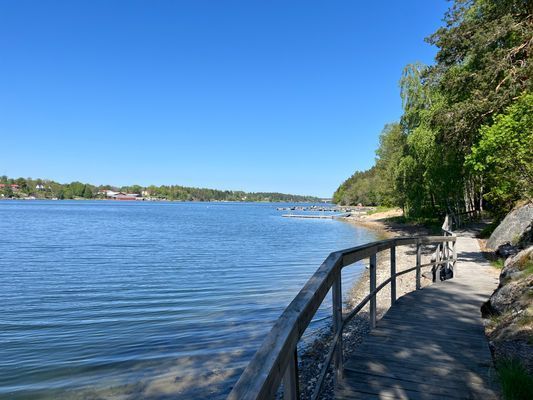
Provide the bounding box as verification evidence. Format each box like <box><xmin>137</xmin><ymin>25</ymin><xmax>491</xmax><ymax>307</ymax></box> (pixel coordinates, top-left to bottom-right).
<box><xmin>0</xmin><ymin>176</ymin><xmax>322</xmax><ymax>203</ymax></box>
<box><xmin>0</xmin><ymin>197</ymin><xmax>327</xmax><ymax>204</ymax></box>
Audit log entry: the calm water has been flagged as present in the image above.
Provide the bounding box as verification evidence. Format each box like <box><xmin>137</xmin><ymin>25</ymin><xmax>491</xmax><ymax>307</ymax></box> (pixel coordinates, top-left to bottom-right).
<box><xmin>0</xmin><ymin>201</ymin><xmax>379</xmax><ymax>399</ymax></box>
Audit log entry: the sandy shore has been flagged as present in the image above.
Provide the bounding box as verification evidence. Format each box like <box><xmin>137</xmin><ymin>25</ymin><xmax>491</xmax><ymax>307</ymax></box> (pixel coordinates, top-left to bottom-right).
<box><xmin>297</xmin><ymin>210</ymin><xmax>439</xmax><ymax>399</ymax></box>
<box><xmin>342</xmin><ymin>210</ymin><xmax>436</xmax><ymax>311</ymax></box>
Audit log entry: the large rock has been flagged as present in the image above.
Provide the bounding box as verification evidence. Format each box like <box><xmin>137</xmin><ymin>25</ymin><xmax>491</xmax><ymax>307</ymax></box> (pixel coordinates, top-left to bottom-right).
<box><xmin>487</xmin><ymin>202</ymin><xmax>533</xmax><ymax>250</ymax></box>
<box><xmin>485</xmin><ymin>245</ymin><xmax>533</xmax><ymax>374</ymax></box>
<box><xmin>489</xmin><ymin>246</ymin><xmax>532</xmax><ymax>313</ymax></box>
<box><xmin>499</xmin><ymin>246</ymin><xmax>533</xmax><ymax>284</ymax></box>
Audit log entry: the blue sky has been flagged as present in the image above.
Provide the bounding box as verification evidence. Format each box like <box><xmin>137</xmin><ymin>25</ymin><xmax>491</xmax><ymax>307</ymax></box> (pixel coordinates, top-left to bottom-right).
<box><xmin>0</xmin><ymin>1</ymin><xmax>449</xmax><ymax>197</ymax></box>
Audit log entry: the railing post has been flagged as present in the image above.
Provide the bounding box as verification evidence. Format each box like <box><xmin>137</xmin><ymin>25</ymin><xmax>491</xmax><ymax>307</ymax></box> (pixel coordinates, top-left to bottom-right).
<box><xmin>442</xmin><ymin>241</ymin><xmax>451</xmax><ymax>276</ymax></box>
<box><xmin>390</xmin><ymin>245</ymin><xmax>396</xmax><ymax>305</ymax></box>
<box><xmin>453</xmin><ymin>239</ymin><xmax>457</xmax><ymax>277</ymax></box>
<box><xmin>332</xmin><ymin>272</ymin><xmax>344</xmax><ymax>381</ymax></box>
<box><xmin>416</xmin><ymin>241</ymin><xmax>421</xmax><ymax>290</ymax></box>
<box><xmin>434</xmin><ymin>243</ymin><xmax>440</xmax><ymax>283</ymax></box>
<box><xmin>283</xmin><ymin>349</ymin><xmax>300</xmax><ymax>400</ymax></box>
<box><xmin>369</xmin><ymin>254</ymin><xmax>377</xmax><ymax>328</ymax></box>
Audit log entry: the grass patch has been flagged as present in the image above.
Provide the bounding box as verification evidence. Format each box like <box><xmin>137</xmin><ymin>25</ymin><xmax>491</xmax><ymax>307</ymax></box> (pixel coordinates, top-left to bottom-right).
<box><xmin>491</xmin><ymin>258</ymin><xmax>505</xmax><ymax>269</ymax></box>
<box><xmin>497</xmin><ymin>358</ymin><xmax>533</xmax><ymax>400</ymax></box>
<box><xmin>366</xmin><ymin>206</ymin><xmax>396</xmax><ymax>215</ymax></box>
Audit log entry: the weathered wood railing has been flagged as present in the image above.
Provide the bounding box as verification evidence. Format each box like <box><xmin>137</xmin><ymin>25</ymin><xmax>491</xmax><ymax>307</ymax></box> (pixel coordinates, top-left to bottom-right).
<box><xmin>228</xmin><ymin>232</ymin><xmax>457</xmax><ymax>400</ymax></box>
<box><xmin>447</xmin><ymin>209</ymin><xmax>480</xmax><ymax>231</ymax></box>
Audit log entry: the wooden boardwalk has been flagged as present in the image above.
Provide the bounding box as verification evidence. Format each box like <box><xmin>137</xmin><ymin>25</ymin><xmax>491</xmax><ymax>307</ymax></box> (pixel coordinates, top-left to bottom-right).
<box><xmin>336</xmin><ymin>232</ymin><xmax>501</xmax><ymax>399</ymax></box>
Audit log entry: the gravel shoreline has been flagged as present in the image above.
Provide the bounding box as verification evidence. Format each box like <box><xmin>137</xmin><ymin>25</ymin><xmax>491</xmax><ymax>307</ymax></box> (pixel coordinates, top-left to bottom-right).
<box><xmin>295</xmin><ymin>215</ymin><xmax>437</xmax><ymax>400</ymax></box>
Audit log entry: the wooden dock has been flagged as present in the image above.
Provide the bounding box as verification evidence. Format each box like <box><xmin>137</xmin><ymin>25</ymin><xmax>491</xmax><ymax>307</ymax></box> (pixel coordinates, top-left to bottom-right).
<box><xmin>282</xmin><ymin>213</ymin><xmax>351</xmax><ymax>219</ymax></box>
<box><xmin>336</xmin><ymin>232</ymin><xmax>500</xmax><ymax>399</ymax></box>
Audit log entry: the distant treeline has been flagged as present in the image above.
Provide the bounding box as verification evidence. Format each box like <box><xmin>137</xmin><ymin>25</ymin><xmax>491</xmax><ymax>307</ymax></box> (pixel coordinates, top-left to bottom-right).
<box><xmin>0</xmin><ymin>176</ymin><xmax>320</xmax><ymax>203</ymax></box>
<box><xmin>334</xmin><ymin>0</ymin><xmax>532</xmax><ymax>219</ymax></box>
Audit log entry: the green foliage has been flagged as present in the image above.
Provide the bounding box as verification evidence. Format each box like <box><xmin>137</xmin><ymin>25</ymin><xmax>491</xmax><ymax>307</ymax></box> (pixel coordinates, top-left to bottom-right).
<box><xmin>69</xmin><ymin>182</ymin><xmax>87</xmax><ymax>198</ymax></box>
<box><xmin>491</xmin><ymin>258</ymin><xmax>505</xmax><ymax>269</ymax></box>
<box><xmin>2</xmin><ymin>186</ymin><xmax>13</xmax><ymax>198</ymax></box>
<box><xmin>375</xmin><ymin>123</ymin><xmax>407</xmax><ymax>207</ymax></box>
<box><xmin>399</xmin><ymin>62</ymin><xmax>431</xmax><ymax>131</ymax></box>
<box><xmin>466</xmin><ymin>93</ymin><xmax>533</xmax><ymax>212</ymax></box>
<box><xmin>334</xmin><ymin>0</ymin><xmax>532</xmax><ymax>219</ymax></box>
<box><xmin>497</xmin><ymin>358</ymin><xmax>533</xmax><ymax>400</ymax></box>
<box><xmin>367</xmin><ymin>206</ymin><xmax>395</xmax><ymax>215</ymax></box>
<box><xmin>82</xmin><ymin>185</ymin><xmax>93</xmax><ymax>199</ymax></box>
<box><xmin>426</xmin><ymin>0</ymin><xmax>532</xmax><ymax>151</ymax></box>
<box><xmin>333</xmin><ymin>167</ymin><xmax>381</xmax><ymax>206</ymax></box>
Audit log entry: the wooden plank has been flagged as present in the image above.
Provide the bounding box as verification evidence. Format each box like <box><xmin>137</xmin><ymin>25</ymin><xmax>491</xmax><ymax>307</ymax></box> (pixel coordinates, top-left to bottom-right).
<box><xmin>346</xmin><ymin>342</ymin><xmax>492</xmax><ymax>364</ymax></box>
<box><xmin>341</xmin><ymin>368</ymin><xmax>497</xmax><ymax>399</ymax></box>
<box><xmin>364</xmin><ymin>326</ymin><xmax>488</xmax><ymax>345</ymax></box>
<box><xmin>345</xmin><ymin>344</ymin><xmax>492</xmax><ymax>363</ymax></box>
<box><xmin>376</xmin><ymin>315</ymin><xmax>486</xmax><ymax>333</ymax></box>
<box><xmin>342</xmin><ymin>362</ymin><xmax>494</xmax><ymax>387</ymax></box>
<box><xmin>336</xmin><ymin>377</ymin><xmax>462</xmax><ymax>400</ymax></box>
<box><xmin>378</xmin><ymin>312</ymin><xmax>485</xmax><ymax>327</ymax></box>
<box><xmin>348</xmin><ymin>346</ymin><xmax>493</xmax><ymax>368</ymax></box>
<box><xmin>363</xmin><ymin>328</ymin><xmax>492</xmax><ymax>349</ymax></box>
<box><xmin>344</xmin><ymin>355</ymin><xmax>495</xmax><ymax>378</ymax></box>
<box><xmin>337</xmin><ymin>373</ymin><xmax>497</xmax><ymax>400</ymax></box>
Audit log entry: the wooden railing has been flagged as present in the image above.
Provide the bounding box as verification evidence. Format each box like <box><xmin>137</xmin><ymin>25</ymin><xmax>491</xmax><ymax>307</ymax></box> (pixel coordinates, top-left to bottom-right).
<box><xmin>228</xmin><ymin>227</ymin><xmax>457</xmax><ymax>400</ymax></box>
<box><xmin>447</xmin><ymin>209</ymin><xmax>480</xmax><ymax>231</ymax></box>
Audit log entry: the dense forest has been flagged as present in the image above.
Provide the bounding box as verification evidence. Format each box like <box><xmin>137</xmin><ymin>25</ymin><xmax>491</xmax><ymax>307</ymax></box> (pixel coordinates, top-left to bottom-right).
<box><xmin>334</xmin><ymin>0</ymin><xmax>532</xmax><ymax>219</ymax></box>
<box><xmin>0</xmin><ymin>176</ymin><xmax>320</xmax><ymax>203</ymax></box>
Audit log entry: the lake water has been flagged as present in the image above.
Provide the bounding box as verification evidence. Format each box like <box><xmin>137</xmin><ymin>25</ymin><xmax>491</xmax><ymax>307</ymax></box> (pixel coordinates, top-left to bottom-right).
<box><xmin>0</xmin><ymin>201</ymin><xmax>380</xmax><ymax>399</ymax></box>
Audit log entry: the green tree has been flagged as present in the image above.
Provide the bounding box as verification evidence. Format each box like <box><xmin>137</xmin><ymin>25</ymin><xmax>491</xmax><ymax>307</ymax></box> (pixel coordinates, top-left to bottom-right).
<box><xmin>3</xmin><ymin>185</ymin><xmax>13</xmax><ymax>198</ymax></box>
<box><xmin>466</xmin><ymin>93</ymin><xmax>533</xmax><ymax>213</ymax></box>
<box><xmin>82</xmin><ymin>185</ymin><xmax>93</xmax><ymax>199</ymax></box>
<box><xmin>375</xmin><ymin>123</ymin><xmax>407</xmax><ymax>208</ymax></box>
<box><xmin>15</xmin><ymin>177</ymin><xmax>28</xmax><ymax>193</ymax></box>
<box><xmin>69</xmin><ymin>182</ymin><xmax>85</xmax><ymax>197</ymax></box>
<box><xmin>334</xmin><ymin>0</ymin><xmax>532</xmax><ymax>218</ymax></box>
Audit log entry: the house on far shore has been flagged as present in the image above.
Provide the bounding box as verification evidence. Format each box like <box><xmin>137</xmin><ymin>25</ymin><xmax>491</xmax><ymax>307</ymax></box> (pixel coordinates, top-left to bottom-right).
<box><xmin>0</xmin><ymin>184</ymin><xmax>20</xmax><ymax>191</ymax></box>
<box><xmin>98</xmin><ymin>189</ymin><xmax>116</xmax><ymax>197</ymax></box>
<box><xmin>35</xmin><ymin>184</ymin><xmax>45</xmax><ymax>190</ymax></box>
<box><xmin>114</xmin><ymin>193</ymin><xmax>139</xmax><ymax>201</ymax></box>
<box><xmin>99</xmin><ymin>189</ymin><xmax>140</xmax><ymax>201</ymax></box>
